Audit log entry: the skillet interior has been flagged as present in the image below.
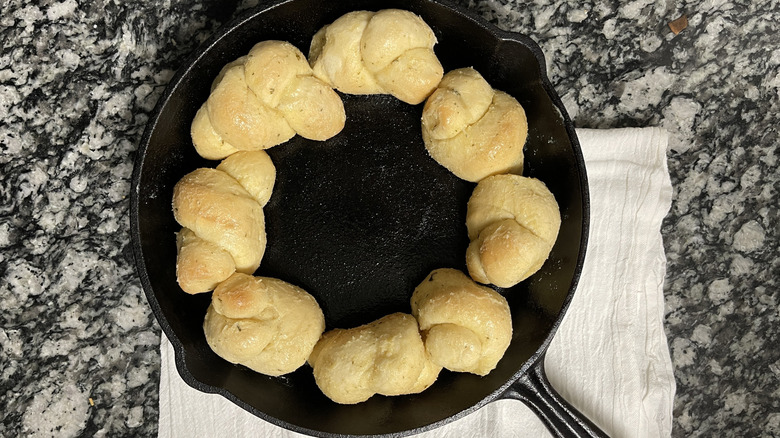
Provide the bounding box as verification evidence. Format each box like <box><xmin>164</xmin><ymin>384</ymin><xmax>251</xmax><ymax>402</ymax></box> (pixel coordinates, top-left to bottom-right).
<box><xmin>131</xmin><ymin>0</ymin><xmax>587</xmax><ymax>435</ymax></box>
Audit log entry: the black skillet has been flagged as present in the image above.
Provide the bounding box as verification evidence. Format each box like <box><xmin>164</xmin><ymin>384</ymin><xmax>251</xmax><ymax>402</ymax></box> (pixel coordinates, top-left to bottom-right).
<box><xmin>130</xmin><ymin>0</ymin><xmax>606</xmax><ymax>436</ymax></box>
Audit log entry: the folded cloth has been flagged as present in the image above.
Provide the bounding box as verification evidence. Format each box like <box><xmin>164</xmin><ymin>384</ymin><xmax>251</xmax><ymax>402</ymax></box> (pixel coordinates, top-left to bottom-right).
<box><xmin>158</xmin><ymin>127</ymin><xmax>676</xmax><ymax>438</ymax></box>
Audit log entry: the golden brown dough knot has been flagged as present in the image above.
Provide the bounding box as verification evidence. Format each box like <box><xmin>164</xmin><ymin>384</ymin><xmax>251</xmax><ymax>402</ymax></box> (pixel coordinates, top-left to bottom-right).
<box><xmin>421</xmin><ymin>68</ymin><xmax>528</xmax><ymax>182</ymax></box>
<box><xmin>308</xmin><ymin>9</ymin><xmax>444</xmax><ymax>105</ymax></box>
<box><xmin>411</xmin><ymin>268</ymin><xmax>512</xmax><ymax>376</ymax></box>
<box><xmin>465</xmin><ymin>175</ymin><xmax>561</xmax><ymax>288</ymax></box>
<box><xmin>203</xmin><ymin>273</ymin><xmax>326</xmax><ymax>376</ymax></box>
<box><xmin>191</xmin><ymin>41</ymin><xmax>346</xmax><ymax>160</ymax></box>
<box><xmin>308</xmin><ymin>313</ymin><xmax>441</xmax><ymax>404</ymax></box>
<box><xmin>172</xmin><ymin>151</ymin><xmax>275</xmax><ymax>293</ymax></box>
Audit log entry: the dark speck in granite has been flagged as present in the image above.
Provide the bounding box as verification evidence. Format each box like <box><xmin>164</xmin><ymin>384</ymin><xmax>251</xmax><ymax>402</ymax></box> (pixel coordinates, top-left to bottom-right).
<box><xmin>1</xmin><ymin>0</ymin><xmax>778</xmax><ymax>436</ymax></box>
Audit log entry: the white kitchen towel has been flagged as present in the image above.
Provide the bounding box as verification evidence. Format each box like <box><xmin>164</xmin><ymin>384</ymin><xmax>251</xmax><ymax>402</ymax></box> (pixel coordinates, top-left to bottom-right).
<box><xmin>158</xmin><ymin>127</ymin><xmax>676</xmax><ymax>438</ymax></box>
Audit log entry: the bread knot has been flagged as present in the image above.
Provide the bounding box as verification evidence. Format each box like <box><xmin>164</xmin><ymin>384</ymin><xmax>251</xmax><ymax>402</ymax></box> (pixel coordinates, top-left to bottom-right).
<box><xmin>191</xmin><ymin>41</ymin><xmax>345</xmax><ymax>160</ymax></box>
<box><xmin>308</xmin><ymin>313</ymin><xmax>441</xmax><ymax>404</ymax></box>
<box><xmin>465</xmin><ymin>175</ymin><xmax>561</xmax><ymax>288</ymax></box>
<box><xmin>203</xmin><ymin>273</ymin><xmax>326</xmax><ymax>376</ymax></box>
<box><xmin>411</xmin><ymin>268</ymin><xmax>512</xmax><ymax>376</ymax></box>
<box><xmin>309</xmin><ymin>9</ymin><xmax>444</xmax><ymax>105</ymax></box>
<box><xmin>172</xmin><ymin>151</ymin><xmax>275</xmax><ymax>293</ymax></box>
<box><xmin>421</xmin><ymin>68</ymin><xmax>527</xmax><ymax>182</ymax></box>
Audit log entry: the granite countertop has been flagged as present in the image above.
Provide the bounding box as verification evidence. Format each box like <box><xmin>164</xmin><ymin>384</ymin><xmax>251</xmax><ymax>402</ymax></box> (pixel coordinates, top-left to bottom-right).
<box><xmin>1</xmin><ymin>0</ymin><xmax>777</xmax><ymax>436</ymax></box>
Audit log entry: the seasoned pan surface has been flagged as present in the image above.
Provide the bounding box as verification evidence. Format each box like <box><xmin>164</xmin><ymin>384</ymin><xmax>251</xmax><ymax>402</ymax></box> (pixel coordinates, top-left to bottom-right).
<box><xmin>131</xmin><ymin>0</ymin><xmax>589</xmax><ymax>435</ymax></box>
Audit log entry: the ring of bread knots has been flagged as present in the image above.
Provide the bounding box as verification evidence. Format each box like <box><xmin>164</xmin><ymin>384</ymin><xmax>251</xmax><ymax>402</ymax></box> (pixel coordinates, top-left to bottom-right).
<box><xmin>169</xmin><ymin>8</ymin><xmax>563</xmax><ymax>404</ymax></box>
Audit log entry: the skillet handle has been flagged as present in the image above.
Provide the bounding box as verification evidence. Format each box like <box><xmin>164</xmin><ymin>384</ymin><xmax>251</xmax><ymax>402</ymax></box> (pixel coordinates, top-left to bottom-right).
<box><xmin>502</xmin><ymin>357</ymin><xmax>609</xmax><ymax>437</ymax></box>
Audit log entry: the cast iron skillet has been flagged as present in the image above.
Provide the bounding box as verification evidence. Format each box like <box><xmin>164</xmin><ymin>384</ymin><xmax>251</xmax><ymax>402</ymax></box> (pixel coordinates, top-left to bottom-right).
<box><xmin>131</xmin><ymin>0</ymin><xmax>607</xmax><ymax>436</ymax></box>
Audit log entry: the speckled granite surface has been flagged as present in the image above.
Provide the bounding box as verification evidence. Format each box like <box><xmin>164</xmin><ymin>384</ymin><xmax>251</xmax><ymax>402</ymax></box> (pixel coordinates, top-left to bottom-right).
<box><xmin>1</xmin><ymin>0</ymin><xmax>777</xmax><ymax>436</ymax></box>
